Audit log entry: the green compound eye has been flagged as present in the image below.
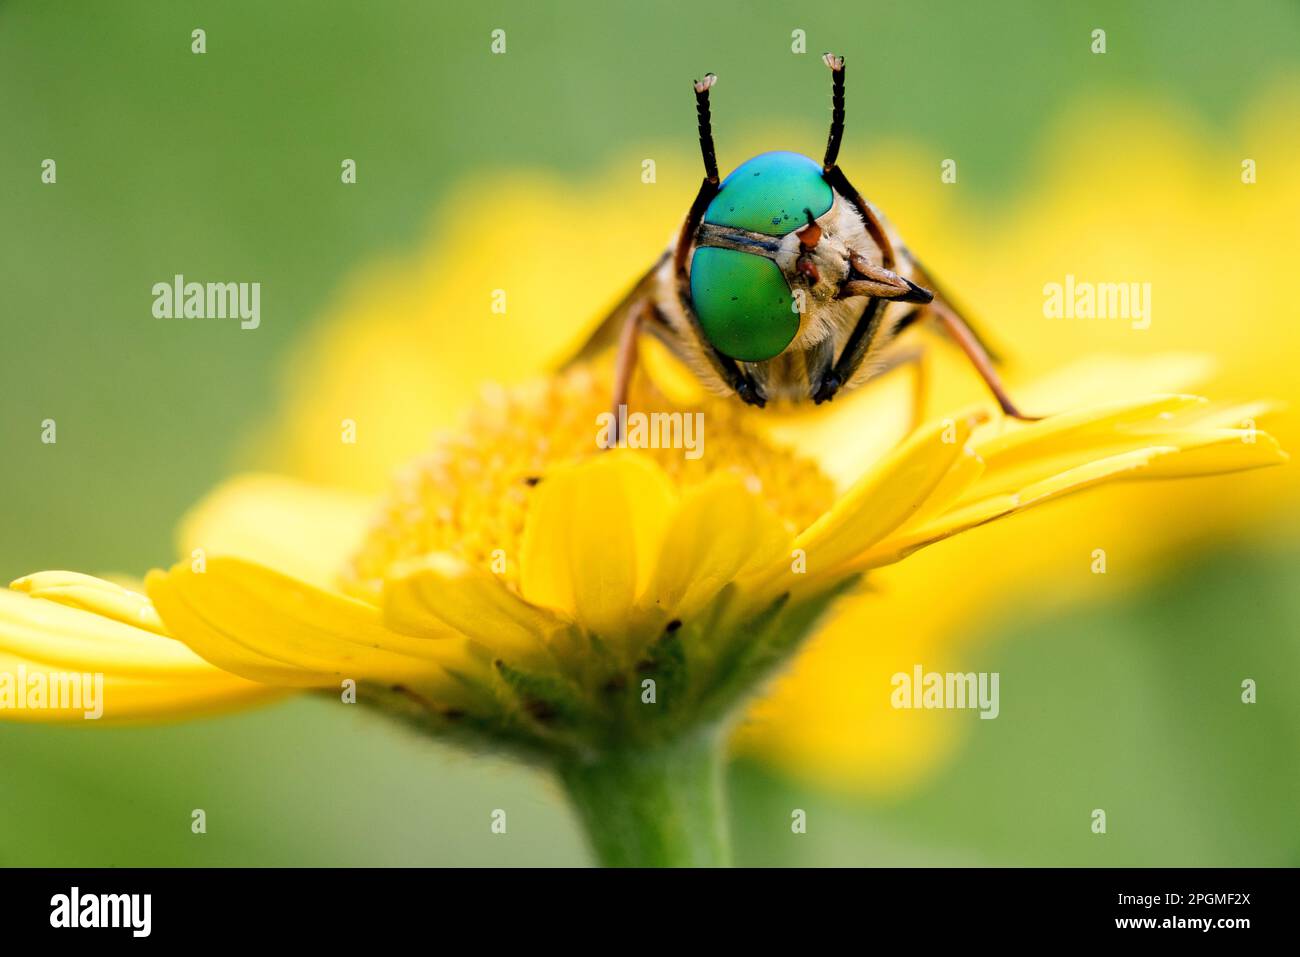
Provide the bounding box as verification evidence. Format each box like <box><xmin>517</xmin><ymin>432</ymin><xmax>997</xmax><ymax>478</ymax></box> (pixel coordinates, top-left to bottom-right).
<box><xmin>704</xmin><ymin>151</ymin><xmax>833</xmax><ymax>236</ymax></box>
<box><xmin>689</xmin><ymin>247</ymin><xmax>797</xmax><ymax>362</ymax></box>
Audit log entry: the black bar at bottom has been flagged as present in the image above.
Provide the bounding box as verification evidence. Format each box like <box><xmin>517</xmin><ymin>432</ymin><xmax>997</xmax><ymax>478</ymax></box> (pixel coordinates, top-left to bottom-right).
<box><xmin>0</xmin><ymin>866</ymin><xmax>1290</xmax><ymax>942</ymax></box>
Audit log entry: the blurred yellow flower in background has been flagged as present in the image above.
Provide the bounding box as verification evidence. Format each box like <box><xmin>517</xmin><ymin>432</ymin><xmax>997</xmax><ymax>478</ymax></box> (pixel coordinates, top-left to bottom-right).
<box><xmin>237</xmin><ymin>86</ymin><xmax>1299</xmax><ymax>793</ymax></box>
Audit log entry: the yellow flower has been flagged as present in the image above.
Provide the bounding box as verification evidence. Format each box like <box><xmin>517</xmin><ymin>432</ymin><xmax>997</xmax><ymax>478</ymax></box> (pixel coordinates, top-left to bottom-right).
<box><xmin>238</xmin><ymin>84</ymin><xmax>1300</xmax><ymax>794</ymax></box>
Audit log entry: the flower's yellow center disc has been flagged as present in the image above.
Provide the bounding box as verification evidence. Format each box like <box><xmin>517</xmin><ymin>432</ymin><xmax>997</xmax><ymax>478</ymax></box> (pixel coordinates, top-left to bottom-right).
<box><xmin>346</xmin><ymin>363</ymin><xmax>836</xmax><ymax>597</ymax></box>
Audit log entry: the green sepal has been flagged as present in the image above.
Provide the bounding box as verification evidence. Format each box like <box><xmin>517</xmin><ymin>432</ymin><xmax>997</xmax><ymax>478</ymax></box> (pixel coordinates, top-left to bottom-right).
<box><xmin>493</xmin><ymin>658</ymin><xmax>589</xmax><ymax>728</ymax></box>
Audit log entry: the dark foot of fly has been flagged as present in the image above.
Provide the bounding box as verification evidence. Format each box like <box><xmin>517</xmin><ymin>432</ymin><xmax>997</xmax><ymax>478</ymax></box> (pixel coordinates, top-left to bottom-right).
<box><xmin>997</xmin><ymin>396</ymin><xmax>1045</xmax><ymax>422</ymax></box>
<box><xmin>813</xmin><ymin>374</ymin><xmax>841</xmax><ymax>404</ymax></box>
<box><xmin>736</xmin><ymin>378</ymin><xmax>766</xmax><ymax>408</ymax></box>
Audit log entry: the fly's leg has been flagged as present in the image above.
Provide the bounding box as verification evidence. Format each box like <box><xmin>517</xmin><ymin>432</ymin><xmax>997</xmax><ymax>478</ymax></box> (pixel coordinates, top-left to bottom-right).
<box><xmin>607</xmin><ymin>300</ymin><xmax>647</xmax><ymax>446</ymax></box>
<box><xmin>928</xmin><ymin>298</ymin><xmax>1040</xmax><ymax>421</ymax></box>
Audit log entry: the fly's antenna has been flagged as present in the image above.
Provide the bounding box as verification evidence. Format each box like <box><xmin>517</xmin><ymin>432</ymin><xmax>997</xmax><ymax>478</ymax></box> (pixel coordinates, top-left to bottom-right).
<box><xmin>677</xmin><ymin>74</ymin><xmax>724</xmax><ymax>276</ymax></box>
<box><xmin>693</xmin><ymin>73</ymin><xmax>720</xmax><ymax>185</ymax></box>
<box><xmin>821</xmin><ymin>53</ymin><xmax>845</xmax><ymax>171</ymax></box>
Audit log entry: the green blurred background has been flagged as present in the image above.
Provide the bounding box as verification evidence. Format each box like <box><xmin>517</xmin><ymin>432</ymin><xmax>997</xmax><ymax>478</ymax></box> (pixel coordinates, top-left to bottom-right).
<box><xmin>2</xmin><ymin>0</ymin><xmax>1298</xmax><ymax>865</ymax></box>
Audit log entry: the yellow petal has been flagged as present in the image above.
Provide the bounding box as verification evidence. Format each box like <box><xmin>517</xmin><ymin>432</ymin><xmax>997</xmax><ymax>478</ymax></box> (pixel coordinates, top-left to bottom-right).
<box><xmin>863</xmin><ymin>447</ymin><xmax>1186</xmax><ymax>569</ymax></box>
<box><xmin>644</xmin><ymin>472</ymin><xmax>792</xmax><ymax>621</ymax></box>
<box><xmin>973</xmin><ymin>394</ymin><xmax>1203</xmax><ymax>458</ymax></box>
<box><xmin>3</xmin><ymin>580</ymin><xmax>210</xmax><ymax>675</ymax></box>
<box><xmin>11</xmin><ymin>570</ymin><xmax>167</xmax><ymax>636</ymax></box>
<box><xmin>760</xmin><ymin>369</ymin><xmax>918</xmax><ymax>493</ymax></box>
<box><xmin>1083</xmin><ymin>428</ymin><xmax>1286</xmax><ymax>480</ymax></box>
<box><xmin>146</xmin><ymin>557</ymin><xmax>457</xmax><ymax>689</ymax></box>
<box><xmin>857</xmin><ymin>493</ymin><xmax>1023</xmax><ymax>567</ymax></box>
<box><xmin>0</xmin><ymin>583</ymin><xmax>277</xmax><ymax>722</ymax></box>
<box><xmin>519</xmin><ymin>451</ymin><xmax>676</xmax><ymax>636</ymax></box>
<box><xmin>1015</xmin><ymin>445</ymin><xmax>1181</xmax><ymax>501</ymax></box>
<box><xmin>967</xmin><ymin>394</ymin><xmax>1204</xmax><ymax>492</ymax></box>
<box><xmin>964</xmin><ymin>396</ymin><xmax>1284</xmax><ymax>502</ymax></box>
<box><xmin>862</xmin><ymin>429</ymin><xmax>1285</xmax><ymax>568</ymax></box>
<box><xmin>902</xmin><ymin>438</ymin><xmax>987</xmax><ymax>526</ymax></box>
<box><xmin>384</xmin><ymin>552</ymin><xmax>567</xmax><ymax>662</ymax></box>
<box><xmin>177</xmin><ymin>473</ymin><xmax>374</xmax><ymax>591</ymax></box>
<box><xmin>794</xmin><ymin>416</ymin><xmax>977</xmax><ymax>574</ymax></box>
<box><xmin>1153</xmin><ymin>399</ymin><xmax>1275</xmax><ymax>431</ymax></box>
<box><xmin>776</xmin><ymin>352</ymin><xmax>1216</xmax><ymax>494</ymax></box>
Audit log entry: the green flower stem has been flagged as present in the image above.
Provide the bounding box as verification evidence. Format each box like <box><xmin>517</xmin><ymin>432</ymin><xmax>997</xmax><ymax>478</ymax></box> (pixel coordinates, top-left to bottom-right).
<box><xmin>556</xmin><ymin>730</ymin><xmax>731</xmax><ymax>867</ymax></box>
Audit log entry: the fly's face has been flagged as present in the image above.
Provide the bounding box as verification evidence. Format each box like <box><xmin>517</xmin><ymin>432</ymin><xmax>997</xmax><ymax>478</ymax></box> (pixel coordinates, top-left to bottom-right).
<box><xmin>690</xmin><ymin>151</ymin><xmax>847</xmax><ymax>360</ymax></box>
<box><xmin>687</xmin><ymin>161</ymin><xmax>939</xmax><ymax>404</ymax></box>
<box><xmin>687</xmin><ymin>151</ymin><xmax>907</xmax><ymax>383</ymax></box>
